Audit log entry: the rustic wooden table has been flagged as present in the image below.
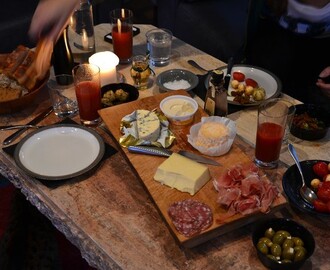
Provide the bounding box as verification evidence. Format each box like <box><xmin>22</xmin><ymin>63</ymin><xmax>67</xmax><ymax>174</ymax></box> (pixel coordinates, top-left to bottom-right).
<box><xmin>0</xmin><ymin>24</ymin><xmax>329</xmax><ymax>270</ymax></box>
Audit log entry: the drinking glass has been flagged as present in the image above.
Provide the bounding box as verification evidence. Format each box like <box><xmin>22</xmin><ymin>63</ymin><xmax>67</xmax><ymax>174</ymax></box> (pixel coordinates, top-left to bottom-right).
<box><xmin>68</xmin><ymin>0</ymin><xmax>96</xmax><ymax>64</ymax></box>
<box><xmin>72</xmin><ymin>64</ymin><xmax>101</xmax><ymax>126</ymax></box>
<box><xmin>130</xmin><ymin>55</ymin><xmax>153</xmax><ymax>90</ymax></box>
<box><xmin>254</xmin><ymin>98</ymin><xmax>289</xmax><ymax>168</ymax></box>
<box><xmin>47</xmin><ymin>74</ymin><xmax>78</xmax><ymax>118</ymax></box>
<box><xmin>146</xmin><ymin>28</ymin><xmax>172</xmax><ymax>67</ymax></box>
<box><xmin>110</xmin><ymin>9</ymin><xmax>133</xmax><ymax>64</ymax></box>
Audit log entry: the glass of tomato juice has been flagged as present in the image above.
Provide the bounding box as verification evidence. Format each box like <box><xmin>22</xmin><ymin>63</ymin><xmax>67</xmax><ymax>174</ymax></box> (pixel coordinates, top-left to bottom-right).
<box><xmin>255</xmin><ymin>98</ymin><xmax>289</xmax><ymax>169</ymax></box>
<box><xmin>110</xmin><ymin>9</ymin><xmax>133</xmax><ymax>64</ymax></box>
<box><xmin>72</xmin><ymin>63</ymin><xmax>101</xmax><ymax>126</ymax></box>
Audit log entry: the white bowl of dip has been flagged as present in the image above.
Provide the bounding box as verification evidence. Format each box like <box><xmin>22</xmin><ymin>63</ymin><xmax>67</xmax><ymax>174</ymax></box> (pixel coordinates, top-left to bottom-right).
<box><xmin>156</xmin><ymin>69</ymin><xmax>199</xmax><ymax>92</ymax></box>
<box><xmin>160</xmin><ymin>95</ymin><xmax>198</xmax><ymax>125</ymax></box>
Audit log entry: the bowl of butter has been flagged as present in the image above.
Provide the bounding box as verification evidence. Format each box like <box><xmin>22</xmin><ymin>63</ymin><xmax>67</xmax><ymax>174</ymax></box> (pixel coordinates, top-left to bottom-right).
<box><xmin>160</xmin><ymin>95</ymin><xmax>198</xmax><ymax>125</ymax></box>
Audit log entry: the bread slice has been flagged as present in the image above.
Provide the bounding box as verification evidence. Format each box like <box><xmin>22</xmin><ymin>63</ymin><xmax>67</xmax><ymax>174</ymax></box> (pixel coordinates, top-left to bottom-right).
<box><xmin>0</xmin><ymin>86</ymin><xmax>22</xmax><ymax>102</ymax></box>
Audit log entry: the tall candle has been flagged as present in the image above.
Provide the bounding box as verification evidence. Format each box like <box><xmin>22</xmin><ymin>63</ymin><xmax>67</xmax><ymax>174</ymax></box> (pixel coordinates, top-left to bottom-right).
<box><xmin>112</xmin><ymin>23</ymin><xmax>133</xmax><ymax>62</ymax></box>
<box><xmin>110</xmin><ymin>8</ymin><xmax>133</xmax><ymax>64</ymax></box>
<box><xmin>89</xmin><ymin>51</ymin><xmax>119</xmax><ymax>86</ymax></box>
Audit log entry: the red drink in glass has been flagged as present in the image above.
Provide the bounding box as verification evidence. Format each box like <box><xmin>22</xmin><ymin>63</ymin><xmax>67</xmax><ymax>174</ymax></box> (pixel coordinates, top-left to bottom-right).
<box><xmin>255</xmin><ymin>122</ymin><xmax>284</xmax><ymax>163</ymax></box>
<box><xmin>112</xmin><ymin>25</ymin><xmax>132</xmax><ymax>63</ymax></box>
<box><xmin>75</xmin><ymin>81</ymin><xmax>101</xmax><ymax>121</ymax></box>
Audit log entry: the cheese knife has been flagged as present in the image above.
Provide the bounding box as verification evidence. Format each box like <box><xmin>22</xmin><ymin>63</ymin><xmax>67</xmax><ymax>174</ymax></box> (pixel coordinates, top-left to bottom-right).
<box><xmin>223</xmin><ymin>57</ymin><xmax>234</xmax><ymax>90</ymax></box>
<box><xmin>2</xmin><ymin>106</ymin><xmax>53</xmax><ymax>146</ymax></box>
<box><xmin>127</xmin><ymin>145</ymin><xmax>220</xmax><ymax>166</ymax></box>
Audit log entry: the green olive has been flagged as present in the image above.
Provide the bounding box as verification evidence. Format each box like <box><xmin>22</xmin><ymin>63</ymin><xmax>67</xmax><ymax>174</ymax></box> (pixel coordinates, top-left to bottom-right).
<box><xmin>282</xmin><ymin>247</ymin><xmax>295</xmax><ymax>261</ymax></box>
<box><xmin>277</xmin><ymin>230</ymin><xmax>291</xmax><ymax>239</ymax></box>
<box><xmin>282</xmin><ymin>238</ymin><xmax>294</xmax><ymax>249</ymax></box>
<box><xmin>294</xmin><ymin>248</ymin><xmax>307</xmax><ymax>262</ymax></box>
<box><xmin>265</xmin><ymin>227</ymin><xmax>276</xmax><ymax>239</ymax></box>
<box><xmin>270</xmin><ymin>244</ymin><xmax>282</xmax><ymax>257</ymax></box>
<box><xmin>258</xmin><ymin>237</ymin><xmax>273</xmax><ymax>247</ymax></box>
<box><xmin>281</xmin><ymin>259</ymin><xmax>292</xmax><ymax>264</ymax></box>
<box><xmin>257</xmin><ymin>241</ymin><xmax>269</xmax><ymax>255</ymax></box>
<box><xmin>267</xmin><ymin>254</ymin><xmax>277</xmax><ymax>261</ymax></box>
<box><xmin>292</xmin><ymin>237</ymin><xmax>304</xmax><ymax>247</ymax></box>
<box><xmin>272</xmin><ymin>232</ymin><xmax>287</xmax><ymax>245</ymax></box>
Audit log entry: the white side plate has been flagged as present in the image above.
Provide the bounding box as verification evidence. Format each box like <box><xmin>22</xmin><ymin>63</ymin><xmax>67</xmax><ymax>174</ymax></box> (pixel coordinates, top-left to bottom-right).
<box><xmin>14</xmin><ymin>124</ymin><xmax>105</xmax><ymax>180</ymax></box>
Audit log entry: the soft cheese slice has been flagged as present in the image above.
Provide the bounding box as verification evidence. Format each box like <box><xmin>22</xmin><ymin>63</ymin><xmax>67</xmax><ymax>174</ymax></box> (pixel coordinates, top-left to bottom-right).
<box><xmin>136</xmin><ymin>109</ymin><xmax>160</xmax><ymax>142</ymax></box>
<box><xmin>154</xmin><ymin>153</ymin><xmax>211</xmax><ymax>195</ymax></box>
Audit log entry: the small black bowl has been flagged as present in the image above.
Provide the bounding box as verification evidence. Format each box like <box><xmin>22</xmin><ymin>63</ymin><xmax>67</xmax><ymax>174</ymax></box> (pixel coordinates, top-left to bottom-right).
<box><xmin>252</xmin><ymin>218</ymin><xmax>315</xmax><ymax>270</ymax></box>
<box><xmin>282</xmin><ymin>159</ymin><xmax>330</xmax><ymax>218</ymax></box>
<box><xmin>101</xmin><ymin>83</ymin><xmax>139</xmax><ymax>108</ymax></box>
<box><xmin>290</xmin><ymin>104</ymin><xmax>329</xmax><ymax>141</ymax></box>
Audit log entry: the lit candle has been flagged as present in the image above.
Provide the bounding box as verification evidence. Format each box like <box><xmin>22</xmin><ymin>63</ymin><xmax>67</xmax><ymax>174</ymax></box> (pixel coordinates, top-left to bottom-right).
<box><xmin>89</xmin><ymin>51</ymin><xmax>119</xmax><ymax>86</ymax></box>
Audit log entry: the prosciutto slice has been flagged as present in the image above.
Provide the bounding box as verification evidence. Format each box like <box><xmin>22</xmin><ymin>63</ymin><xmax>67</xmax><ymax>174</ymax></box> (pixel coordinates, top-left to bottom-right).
<box><xmin>213</xmin><ymin>162</ymin><xmax>279</xmax><ymax>220</ymax></box>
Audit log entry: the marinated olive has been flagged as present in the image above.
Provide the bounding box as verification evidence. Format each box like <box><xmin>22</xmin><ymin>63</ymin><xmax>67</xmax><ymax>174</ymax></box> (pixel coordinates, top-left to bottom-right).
<box><xmin>270</xmin><ymin>244</ymin><xmax>282</xmax><ymax>257</ymax></box>
<box><xmin>277</xmin><ymin>230</ymin><xmax>291</xmax><ymax>239</ymax></box>
<box><xmin>258</xmin><ymin>237</ymin><xmax>273</xmax><ymax>247</ymax></box>
<box><xmin>282</xmin><ymin>238</ymin><xmax>294</xmax><ymax>249</ymax></box>
<box><xmin>282</xmin><ymin>247</ymin><xmax>295</xmax><ymax>261</ymax></box>
<box><xmin>292</xmin><ymin>237</ymin><xmax>304</xmax><ymax>247</ymax></box>
<box><xmin>267</xmin><ymin>254</ymin><xmax>277</xmax><ymax>261</ymax></box>
<box><xmin>272</xmin><ymin>232</ymin><xmax>286</xmax><ymax>245</ymax></box>
<box><xmin>294</xmin><ymin>248</ymin><xmax>307</xmax><ymax>262</ymax></box>
<box><xmin>265</xmin><ymin>227</ymin><xmax>275</xmax><ymax>239</ymax></box>
<box><xmin>257</xmin><ymin>241</ymin><xmax>269</xmax><ymax>255</ymax></box>
<box><xmin>281</xmin><ymin>259</ymin><xmax>292</xmax><ymax>264</ymax></box>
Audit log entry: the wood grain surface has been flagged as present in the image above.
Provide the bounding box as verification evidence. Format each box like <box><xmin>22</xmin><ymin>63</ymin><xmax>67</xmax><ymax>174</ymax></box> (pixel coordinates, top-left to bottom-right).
<box><xmin>99</xmin><ymin>90</ymin><xmax>287</xmax><ymax>247</ymax></box>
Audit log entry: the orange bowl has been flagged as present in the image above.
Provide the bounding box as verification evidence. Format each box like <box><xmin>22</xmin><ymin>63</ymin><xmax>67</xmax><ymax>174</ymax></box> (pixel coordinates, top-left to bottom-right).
<box><xmin>0</xmin><ymin>50</ymin><xmax>50</xmax><ymax>114</ymax></box>
<box><xmin>0</xmin><ymin>72</ymin><xmax>49</xmax><ymax>114</ymax></box>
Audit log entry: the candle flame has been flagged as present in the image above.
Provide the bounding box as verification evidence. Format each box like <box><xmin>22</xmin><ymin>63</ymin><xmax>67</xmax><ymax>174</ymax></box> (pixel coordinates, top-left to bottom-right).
<box><xmin>121</xmin><ymin>8</ymin><xmax>125</xmax><ymax>18</ymax></box>
<box><xmin>117</xmin><ymin>18</ymin><xmax>122</xmax><ymax>34</ymax></box>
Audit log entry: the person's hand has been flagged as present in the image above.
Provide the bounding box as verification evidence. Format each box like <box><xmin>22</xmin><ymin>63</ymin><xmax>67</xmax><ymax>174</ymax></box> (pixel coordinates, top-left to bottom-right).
<box><xmin>29</xmin><ymin>0</ymin><xmax>79</xmax><ymax>43</ymax></box>
<box><xmin>316</xmin><ymin>66</ymin><xmax>330</xmax><ymax>99</ymax></box>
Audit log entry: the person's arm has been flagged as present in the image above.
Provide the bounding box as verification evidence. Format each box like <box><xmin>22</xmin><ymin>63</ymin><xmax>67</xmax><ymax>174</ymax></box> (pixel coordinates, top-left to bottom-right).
<box><xmin>29</xmin><ymin>0</ymin><xmax>80</xmax><ymax>43</ymax></box>
<box><xmin>316</xmin><ymin>67</ymin><xmax>330</xmax><ymax>99</ymax></box>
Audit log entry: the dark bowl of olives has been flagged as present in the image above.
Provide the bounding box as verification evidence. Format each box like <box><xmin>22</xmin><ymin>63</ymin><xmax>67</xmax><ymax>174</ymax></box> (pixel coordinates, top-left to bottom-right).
<box><xmin>290</xmin><ymin>104</ymin><xmax>329</xmax><ymax>141</ymax></box>
<box><xmin>101</xmin><ymin>83</ymin><xmax>139</xmax><ymax>108</ymax></box>
<box><xmin>252</xmin><ymin>218</ymin><xmax>315</xmax><ymax>270</ymax></box>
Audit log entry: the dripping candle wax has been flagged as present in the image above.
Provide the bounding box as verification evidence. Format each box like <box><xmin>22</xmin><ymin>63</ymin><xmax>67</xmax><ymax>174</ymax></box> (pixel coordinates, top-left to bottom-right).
<box><xmin>110</xmin><ymin>8</ymin><xmax>133</xmax><ymax>64</ymax></box>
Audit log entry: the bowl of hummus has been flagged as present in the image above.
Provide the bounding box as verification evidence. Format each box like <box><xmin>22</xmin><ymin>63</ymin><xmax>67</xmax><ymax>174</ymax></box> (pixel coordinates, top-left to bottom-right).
<box><xmin>160</xmin><ymin>95</ymin><xmax>198</xmax><ymax>125</ymax></box>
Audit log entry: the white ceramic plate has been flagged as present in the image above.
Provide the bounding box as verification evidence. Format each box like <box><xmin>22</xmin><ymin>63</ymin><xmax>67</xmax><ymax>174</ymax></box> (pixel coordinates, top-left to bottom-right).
<box><xmin>14</xmin><ymin>124</ymin><xmax>105</xmax><ymax>180</ymax></box>
<box><xmin>205</xmin><ymin>65</ymin><xmax>281</xmax><ymax>106</ymax></box>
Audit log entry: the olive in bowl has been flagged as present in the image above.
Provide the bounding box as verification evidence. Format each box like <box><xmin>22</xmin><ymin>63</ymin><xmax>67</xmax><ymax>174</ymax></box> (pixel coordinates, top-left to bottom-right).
<box><xmin>101</xmin><ymin>83</ymin><xmax>139</xmax><ymax>107</ymax></box>
<box><xmin>252</xmin><ymin>218</ymin><xmax>315</xmax><ymax>270</ymax></box>
<box><xmin>290</xmin><ymin>104</ymin><xmax>329</xmax><ymax>141</ymax></box>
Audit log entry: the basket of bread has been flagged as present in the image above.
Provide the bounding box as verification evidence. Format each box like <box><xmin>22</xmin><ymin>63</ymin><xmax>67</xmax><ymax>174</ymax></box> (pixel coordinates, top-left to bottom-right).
<box><xmin>0</xmin><ymin>44</ymin><xmax>50</xmax><ymax>114</ymax></box>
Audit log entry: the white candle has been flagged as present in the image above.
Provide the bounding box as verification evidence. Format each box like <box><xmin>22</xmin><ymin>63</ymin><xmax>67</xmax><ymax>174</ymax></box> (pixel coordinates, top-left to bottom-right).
<box><xmin>89</xmin><ymin>51</ymin><xmax>119</xmax><ymax>86</ymax></box>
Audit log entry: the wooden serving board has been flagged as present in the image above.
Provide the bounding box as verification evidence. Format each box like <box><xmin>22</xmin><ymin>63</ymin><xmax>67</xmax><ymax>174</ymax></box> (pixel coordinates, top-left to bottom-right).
<box><xmin>99</xmin><ymin>90</ymin><xmax>287</xmax><ymax>247</ymax></box>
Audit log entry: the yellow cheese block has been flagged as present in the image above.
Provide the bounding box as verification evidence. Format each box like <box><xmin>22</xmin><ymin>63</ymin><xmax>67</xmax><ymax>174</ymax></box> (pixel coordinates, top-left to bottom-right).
<box><xmin>154</xmin><ymin>153</ymin><xmax>211</xmax><ymax>195</ymax></box>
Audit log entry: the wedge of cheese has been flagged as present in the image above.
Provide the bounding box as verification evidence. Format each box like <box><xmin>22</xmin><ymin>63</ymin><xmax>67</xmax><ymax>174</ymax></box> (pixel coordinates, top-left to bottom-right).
<box><xmin>136</xmin><ymin>109</ymin><xmax>160</xmax><ymax>142</ymax></box>
<box><xmin>154</xmin><ymin>153</ymin><xmax>211</xmax><ymax>195</ymax></box>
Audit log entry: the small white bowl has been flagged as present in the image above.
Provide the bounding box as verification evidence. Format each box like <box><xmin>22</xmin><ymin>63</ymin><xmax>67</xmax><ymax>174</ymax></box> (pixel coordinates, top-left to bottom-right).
<box><xmin>160</xmin><ymin>95</ymin><xmax>198</xmax><ymax>125</ymax></box>
<box><xmin>156</xmin><ymin>69</ymin><xmax>199</xmax><ymax>92</ymax></box>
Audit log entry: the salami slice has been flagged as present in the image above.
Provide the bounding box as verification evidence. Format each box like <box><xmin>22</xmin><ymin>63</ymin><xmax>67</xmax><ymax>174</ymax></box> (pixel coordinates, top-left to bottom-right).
<box><xmin>168</xmin><ymin>199</ymin><xmax>213</xmax><ymax>237</ymax></box>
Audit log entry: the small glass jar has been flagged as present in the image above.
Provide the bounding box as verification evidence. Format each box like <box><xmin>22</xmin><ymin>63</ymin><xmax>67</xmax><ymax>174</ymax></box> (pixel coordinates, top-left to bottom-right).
<box><xmin>130</xmin><ymin>55</ymin><xmax>153</xmax><ymax>90</ymax></box>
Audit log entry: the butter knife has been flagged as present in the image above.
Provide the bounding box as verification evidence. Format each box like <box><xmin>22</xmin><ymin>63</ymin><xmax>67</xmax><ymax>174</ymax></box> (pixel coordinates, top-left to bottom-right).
<box><xmin>223</xmin><ymin>57</ymin><xmax>234</xmax><ymax>90</ymax></box>
<box><xmin>2</xmin><ymin>106</ymin><xmax>53</xmax><ymax>146</ymax></box>
<box><xmin>127</xmin><ymin>145</ymin><xmax>220</xmax><ymax>166</ymax></box>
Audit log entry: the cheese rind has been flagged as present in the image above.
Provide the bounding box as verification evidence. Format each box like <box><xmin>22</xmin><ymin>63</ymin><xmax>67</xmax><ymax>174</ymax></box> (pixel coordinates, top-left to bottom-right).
<box><xmin>136</xmin><ymin>109</ymin><xmax>160</xmax><ymax>142</ymax></box>
<box><xmin>154</xmin><ymin>153</ymin><xmax>211</xmax><ymax>195</ymax></box>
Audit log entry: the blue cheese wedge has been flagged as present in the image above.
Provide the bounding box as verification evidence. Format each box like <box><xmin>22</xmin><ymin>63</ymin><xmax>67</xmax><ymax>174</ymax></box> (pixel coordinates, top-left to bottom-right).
<box><xmin>136</xmin><ymin>109</ymin><xmax>160</xmax><ymax>142</ymax></box>
<box><xmin>154</xmin><ymin>153</ymin><xmax>211</xmax><ymax>195</ymax></box>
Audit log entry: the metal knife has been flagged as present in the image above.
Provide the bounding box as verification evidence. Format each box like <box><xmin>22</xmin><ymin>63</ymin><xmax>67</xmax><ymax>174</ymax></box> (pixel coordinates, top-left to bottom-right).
<box><xmin>127</xmin><ymin>145</ymin><xmax>220</xmax><ymax>166</ymax></box>
<box><xmin>2</xmin><ymin>106</ymin><xmax>53</xmax><ymax>146</ymax></box>
<box><xmin>223</xmin><ymin>57</ymin><xmax>234</xmax><ymax>90</ymax></box>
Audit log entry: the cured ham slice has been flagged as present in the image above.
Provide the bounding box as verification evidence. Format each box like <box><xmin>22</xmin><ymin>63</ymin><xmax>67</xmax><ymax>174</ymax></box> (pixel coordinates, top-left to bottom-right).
<box><xmin>168</xmin><ymin>199</ymin><xmax>213</xmax><ymax>237</ymax></box>
<box><xmin>213</xmin><ymin>162</ymin><xmax>279</xmax><ymax>220</ymax></box>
